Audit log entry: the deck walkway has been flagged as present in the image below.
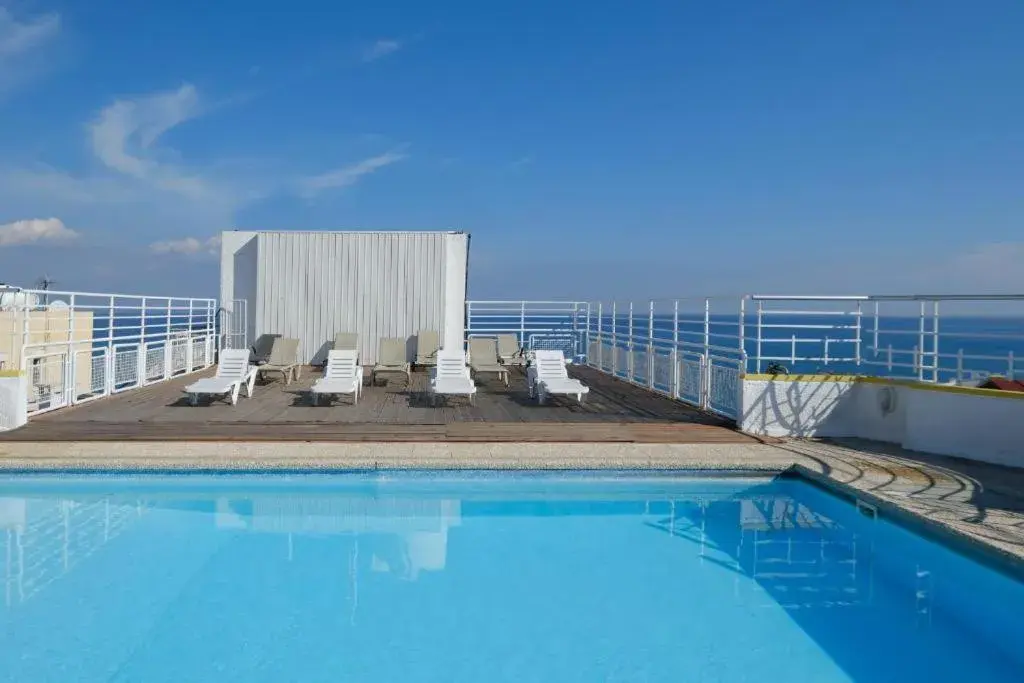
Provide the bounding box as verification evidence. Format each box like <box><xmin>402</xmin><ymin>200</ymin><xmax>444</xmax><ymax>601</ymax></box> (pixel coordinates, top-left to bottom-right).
<box><xmin>2</xmin><ymin>365</ymin><xmax>758</xmax><ymax>443</ymax></box>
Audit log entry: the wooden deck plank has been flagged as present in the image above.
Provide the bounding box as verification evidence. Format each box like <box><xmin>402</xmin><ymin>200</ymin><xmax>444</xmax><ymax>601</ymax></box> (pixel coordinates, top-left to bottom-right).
<box><xmin>1</xmin><ymin>363</ymin><xmax>750</xmax><ymax>443</ymax></box>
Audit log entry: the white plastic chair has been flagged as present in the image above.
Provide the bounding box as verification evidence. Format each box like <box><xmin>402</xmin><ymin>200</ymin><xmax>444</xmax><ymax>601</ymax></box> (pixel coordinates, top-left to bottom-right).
<box><xmin>311</xmin><ymin>350</ymin><xmax>363</xmax><ymax>405</ymax></box>
<box><xmin>184</xmin><ymin>349</ymin><xmax>257</xmax><ymax>406</ymax></box>
<box><xmin>428</xmin><ymin>349</ymin><xmax>477</xmax><ymax>405</ymax></box>
<box><xmin>528</xmin><ymin>349</ymin><xmax>589</xmax><ymax>404</ymax></box>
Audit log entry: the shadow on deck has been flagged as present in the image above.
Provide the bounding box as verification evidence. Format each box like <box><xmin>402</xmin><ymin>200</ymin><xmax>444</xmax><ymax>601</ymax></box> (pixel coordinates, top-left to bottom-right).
<box><xmin>1</xmin><ymin>365</ymin><xmax>759</xmax><ymax>443</ymax></box>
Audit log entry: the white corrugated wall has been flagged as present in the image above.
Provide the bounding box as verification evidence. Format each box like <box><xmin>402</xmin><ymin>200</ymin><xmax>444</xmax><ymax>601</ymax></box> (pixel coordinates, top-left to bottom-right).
<box><xmin>253</xmin><ymin>232</ymin><xmax>459</xmax><ymax>364</ymax></box>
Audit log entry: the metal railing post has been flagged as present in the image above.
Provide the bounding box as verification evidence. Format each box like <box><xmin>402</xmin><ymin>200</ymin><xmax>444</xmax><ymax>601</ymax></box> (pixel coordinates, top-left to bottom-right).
<box><xmin>611</xmin><ymin>302</ymin><xmax>618</xmax><ymax>376</ymax></box>
<box><xmin>138</xmin><ymin>297</ymin><xmax>148</xmax><ymax>386</ymax></box>
<box><xmin>738</xmin><ymin>297</ymin><xmax>746</xmax><ymax>374</ymax></box>
<box><xmin>520</xmin><ymin>301</ymin><xmax>526</xmax><ymax>349</ymax></box>
<box><xmin>854</xmin><ymin>300</ymin><xmax>862</xmax><ymax>366</ymax></box>
<box><xmin>164</xmin><ymin>298</ymin><xmax>173</xmax><ymax>380</ymax></box>
<box><xmin>917</xmin><ymin>301</ymin><xmax>925</xmax><ymax>381</ymax></box>
<box><xmin>671</xmin><ymin>300</ymin><xmax>679</xmax><ymax>398</ymax></box>
<box><xmin>755</xmin><ymin>301</ymin><xmax>763</xmax><ymax>373</ymax></box>
<box><xmin>647</xmin><ymin>300</ymin><xmax>654</xmax><ymax>389</ymax></box>
<box><xmin>932</xmin><ymin>300</ymin><xmax>940</xmax><ymax>382</ymax></box>
<box><xmin>107</xmin><ymin>295</ymin><xmax>116</xmax><ymax>392</ymax></box>
<box><xmin>703</xmin><ymin>298</ymin><xmax>711</xmax><ymax>410</ymax></box>
<box><xmin>596</xmin><ymin>302</ymin><xmax>603</xmax><ymax>370</ymax></box>
<box><xmin>628</xmin><ymin>302</ymin><xmax>634</xmax><ymax>382</ymax></box>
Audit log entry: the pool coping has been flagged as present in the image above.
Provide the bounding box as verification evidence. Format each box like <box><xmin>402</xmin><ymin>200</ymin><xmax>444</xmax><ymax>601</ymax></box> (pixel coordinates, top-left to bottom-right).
<box><xmin>0</xmin><ymin>440</ymin><xmax>1021</xmax><ymax>580</ymax></box>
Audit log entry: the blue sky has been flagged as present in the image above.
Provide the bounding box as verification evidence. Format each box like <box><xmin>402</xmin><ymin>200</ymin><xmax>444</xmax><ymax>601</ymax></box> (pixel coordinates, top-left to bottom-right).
<box><xmin>0</xmin><ymin>0</ymin><xmax>1021</xmax><ymax>298</ymax></box>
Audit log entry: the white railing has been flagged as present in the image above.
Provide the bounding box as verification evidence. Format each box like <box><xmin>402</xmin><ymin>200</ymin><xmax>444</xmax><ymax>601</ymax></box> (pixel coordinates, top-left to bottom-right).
<box><xmin>1</xmin><ymin>288</ymin><xmax>218</xmax><ymax>416</ymax></box>
<box><xmin>467</xmin><ymin>294</ymin><xmax>1024</xmax><ymax>420</ymax></box>
<box><xmin>750</xmin><ymin>294</ymin><xmax>1024</xmax><ymax>383</ymax></box>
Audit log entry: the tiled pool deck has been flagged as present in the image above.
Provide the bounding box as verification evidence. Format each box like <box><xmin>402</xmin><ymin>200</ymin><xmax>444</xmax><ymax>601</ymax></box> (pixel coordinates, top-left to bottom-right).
<box><xmin>0</xmin><ymin>436</ymin><xmax>1021</xmax><ymax>571</ymax></box>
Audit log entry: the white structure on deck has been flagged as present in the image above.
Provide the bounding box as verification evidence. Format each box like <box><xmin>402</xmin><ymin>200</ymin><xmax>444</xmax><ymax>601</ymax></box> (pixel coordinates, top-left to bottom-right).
<box><xmin>220</xmin><ymin>230</ymin><xmax>470</xmax><ymax>365</ymax></box>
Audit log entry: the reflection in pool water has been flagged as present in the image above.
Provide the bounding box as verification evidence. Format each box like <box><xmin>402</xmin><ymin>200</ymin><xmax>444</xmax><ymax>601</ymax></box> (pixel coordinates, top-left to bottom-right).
<box><xmin>0</xmin><ymin>474</ymin><xmax>1020</xmax><ymax>682</ymax></box>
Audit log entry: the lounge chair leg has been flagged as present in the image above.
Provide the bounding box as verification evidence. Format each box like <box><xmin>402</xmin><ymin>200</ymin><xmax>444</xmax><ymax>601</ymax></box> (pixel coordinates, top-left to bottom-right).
<box><xmin>230</xmin><ymin>384</ymin><xmax>240</xmax><ymax>405</ymax></box>
<box><xmin>189</xmin><ymin>393</ymin><xmax>198</xmax><ymax>406</ymax></box>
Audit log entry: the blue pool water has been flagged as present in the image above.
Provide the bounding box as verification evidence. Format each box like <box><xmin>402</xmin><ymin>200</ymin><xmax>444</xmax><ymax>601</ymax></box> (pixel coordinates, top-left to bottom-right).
<box><xmin>0</xmin><ymin>472</ymin><xmax>1021</xmax><ymax>682</ymax></box>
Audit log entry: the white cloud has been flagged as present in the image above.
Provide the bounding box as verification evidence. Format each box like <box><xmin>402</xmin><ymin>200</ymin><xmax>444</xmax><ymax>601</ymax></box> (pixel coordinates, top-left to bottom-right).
<box><xmin>0</xmin><ymin>218</ymin><xmax>78</xmax><ymax>247</ymax></box>
<box><xmin>88</xmin><ymin>84</ymin><xmax>213</xmax><ymax>200</ymax></box>
<box><xmin>150</xmin><ymin>234</ymin><xmax>221</xmax><ymax>256</ymax></box>
<box><xmin>361</xmin><ymin>39</ymin><xmax>401</xmax><ymax>62</ymax></box>
<box><xmin>298</xmin><ymin>150</ymin><xmax>407</xmax><ymax>198</ymax></box>
<box><xmin>0</xmin><ymin>9</ymin><xmax>60</xmax><ymax>59</ymax></box>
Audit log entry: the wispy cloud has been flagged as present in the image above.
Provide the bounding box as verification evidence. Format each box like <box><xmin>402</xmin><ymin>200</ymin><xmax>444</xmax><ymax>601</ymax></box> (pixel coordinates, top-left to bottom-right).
<box><xmin>88</xmin><ymin>84</ymin><xmax>216</xmax><ymax>200</ymax></box>
<box><xmin>149</xmin><ymin>234</ymin><xmax>221</xmax><ymax>257</ymax></box>
<box><xmin>361</xmin><ymin>39</ymin><xmax>401</xmax><ymax>62</ymax></box>
<box><xmin>0</xmin><ymin>8</ymin><xmax>60</xmax><ymax>58</ymax></box>
<box><xmin>0</xmin><ymin>8</ymin><xmax>61</xmax><ymax>94</ymax></box>
<box><xmin>298</xmin><ymin>149</ymin><xmax>407</xmax><ymax>198</ymax></box>
<box><xmin>0</xmin><ymin>217</ymin><xmax>78</xmax><ymax>247</ymax></box>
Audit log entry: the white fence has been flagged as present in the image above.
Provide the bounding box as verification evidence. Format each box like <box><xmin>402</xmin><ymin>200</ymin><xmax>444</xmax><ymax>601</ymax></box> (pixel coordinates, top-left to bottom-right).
<box><xmin>466</xmin><ymin>294</ymin><xmax>1024</xmax><ymax>421</ymax></box>
<box><xmin>2</xmin><ymin>288</ymin><xmax>218</xmax><ymax>416</ymax></box>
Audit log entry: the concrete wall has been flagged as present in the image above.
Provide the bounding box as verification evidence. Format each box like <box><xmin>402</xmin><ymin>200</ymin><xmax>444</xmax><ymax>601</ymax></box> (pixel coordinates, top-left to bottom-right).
<box><xmin>741</xmin><ymin>375</ymin><xmax>1024</xmax><ymax>467</ymax></box>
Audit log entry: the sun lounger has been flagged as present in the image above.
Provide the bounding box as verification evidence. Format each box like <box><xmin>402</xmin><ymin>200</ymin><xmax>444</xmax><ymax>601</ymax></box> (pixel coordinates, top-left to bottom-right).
<box><xmin>257</xmin><ymin>337</ymin><xmax>301</xmax><ymax>384</ymax></box>
<box><xmin>528</xmin><ymin>349</ymin><xmax>589</xmax><ymax>404</ymax></box>
<box><xmin>372</xmin><ymin>337</ymin><xmax>411</xmax><ymax>384</ymax></box>
<box><xmin>334</xmin><ymin>332</ymin><xmax>358</xmax><ymax>354</ymax></box>
<box><xmin>416</xmin><ymin>330</ymin><xmax>440</xmax><ymax>368</ymax></box>
<box><xmin>428</xmin><ymin>349</ymin><xmax>476</xmax><ymax>405</ymax></box>
<box><xmin>184</xmin><ymin>349</ymin><xmax>257</xmax><ymax>406</ymax></box>
<box><xmin>497</xmin><ymin>333</ymin><xmax>527</xmax><ymax>367</ymax></box>
<box><xmin>310</xmin><ymin>350</ymin><xmax>363</xmax><ymax>405</ymax></box>
<box><xmin>468</xmin><ymin>337</ymin><xmax>510</xmax><ymax>387</ymax></box>
<box><xmin>250</xmin><ymin>333</ymin><xmax>280</xmax><ymax>365</ymax></box>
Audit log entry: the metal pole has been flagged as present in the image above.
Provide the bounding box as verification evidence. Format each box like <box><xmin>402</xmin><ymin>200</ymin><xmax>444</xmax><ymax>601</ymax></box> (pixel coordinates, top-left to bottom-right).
<box><xmin>584</xmin><ymin>302</ymin><xmax>591</xmax><ymax>363</ymax></box>
<box><xmin>520</xmin><ymin>301</ymin><xmax>526</xmax><ymax>349</ymax></box>
<box><xmin>738</xmin><ymin>297</ymin><xmax>746</xmax><ymax>374</ymax></box>
<box><xmin>854</xmin><ymin>301</ymin><xmax>862</xmax><ymax>366</ymax></box>
<box><xmin>755</xmin><ymin>301</ymin><xmax>763</xmax><ymax>373</ymax></box>
<box><xmin>917</xmin><ymin>301</ymin><xmax>925</xmax><ymax>381</ymax></box>
<box><xmin>628</xmin><ymin>301</ymin><xmax>634</xmax><ymax>381</ymax></box>
<box><xmin>931</xmin><ymin>300</ymin><xmax>940</xmax><ymax>382</ymax></box>
<box><xmin>597</xmin><ymin>302</ymin><xmax>603</xmax><ymax>370</ymax></box>
<box><xmin>648</xmin><ymin>300</ymin><xmax>655</xmax><ymax>389</ymax></box>
<box><xmin>672</xmin><ymin>300</ymin><xmax>679</xmax><ymax>398</ymax></box>
<box><xmin>611</xmin><ymin>302</ymin><xmax>617</xmax><ymax>376</ymax></box>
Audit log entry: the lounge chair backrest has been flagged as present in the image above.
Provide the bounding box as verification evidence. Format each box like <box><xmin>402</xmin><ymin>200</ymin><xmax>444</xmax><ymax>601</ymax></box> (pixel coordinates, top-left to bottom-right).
<box><xmin>417</xmin><ymin>330</ymin><xmax>440</xmax><ymax>358</ymax></box>
<box><xmin>533</xmin><ymin>350</ymin><xmax>569</xmax><ymax>379</ymax></box>
<box><xmin>435</xmin><ymin>350</ymin><xmax>469</xmax><ymax>378</ymax></box>
<box><xmin>251</xmin><ymin>333</ymin><xmax>280</xmax><ymax>362</ymax></box>
<box><xmin>215</xmin><ymin>349</ymin><xmax>252</xmax><ymax>380</ymax></box>
<box><xmin>378</xmin><ymin>337</ymin><xmax>407</xmax><ymax>365</ymax></box>
<box><xmin>267</xmin><ymin>337</ymin><xmax>299</xmax><ymax>366</ymax></box>
<box><xmin>323</xmin><ymin>350</ymin><xmax>359</xmax><ymax>380</ymax></box>
<box><xmin>334</xmin><ymin>333</ymin><xmax>358</xmax><ymax>351</ymax></box>
<box><xmin>468</xmin><ymin>337</ymin><xmax>498</xmax><ymax>364</ymax></box>
<box><xmin>497</xmin><ymin>334</ymin><xmax>521</xmax><ymax>358</ymax></box>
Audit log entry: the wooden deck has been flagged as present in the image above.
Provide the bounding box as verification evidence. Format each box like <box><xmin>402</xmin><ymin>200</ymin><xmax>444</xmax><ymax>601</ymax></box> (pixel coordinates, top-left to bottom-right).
<box><xmin>1</xmin><ymin>365</ymin><xmax>758</xmax><ymax>443</ymax></box>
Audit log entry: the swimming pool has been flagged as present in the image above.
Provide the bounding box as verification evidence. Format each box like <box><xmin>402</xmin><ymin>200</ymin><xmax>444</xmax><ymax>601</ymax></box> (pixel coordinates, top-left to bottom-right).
<box><xmin>0</xmin><ymin>472</ymin><xmax>1020</xmax><ymax>682</ymax></box>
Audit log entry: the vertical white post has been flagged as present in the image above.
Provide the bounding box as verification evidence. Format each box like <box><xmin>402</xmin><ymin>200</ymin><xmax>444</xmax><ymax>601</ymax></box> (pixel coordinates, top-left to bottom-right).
<box><xmin>186</xmin><ymin>299</ymin><xmax>195</xmax><ymax>372</ymax></box>
<box><xmin>107</xmin><ymin>295</ymin><xmax>116</xmax><ymax>392</ymax></box>
<box><xmin>755</xmin><ymin>301</ymin><xmax>763</xmax><ymax>373</ymax></box>
<box><xmin>738</xmin><ymin>297</ymin><xmax>746</xmax><ymax>375</ymax></box>
<box><xmin>887</xmin><ymin>344</ymin><xmax>893</xmax><ymax>372</ymax></box>
<box><xmin>703</xmin><ymin>298</ymin><xmax>711</xmax><ymax>410</ymax></box>
<box><xmin>520</xmin><ymin>301</ymin><xmax>526</xmax><ymax>350</ymax></box>
<box><xmin>66</xmin><ymin>293</ymin><xmax>77</xmax><ymax>406</ymax></box>
<box><xmin>931</xmin><ymin>300</ymin><xmax>940</xmax><ymax>382</ymax></box>
<box><xmin>584</xmin><ymin>302</ymin><xmax>591</xmax><ymax>363</ymax></box>
<box><xmin>854</xmin><ymin>301</ymin><xmax>862</xmax><ymax>366</ymax></box>
<box><xmin>647</xmin><ymin>300</ymin><xmax>655</xmax><ymax>389</ymax></box>
<box><xmin>138</xmin><ymin>296</ymin><xmax>148</xmax><ymax>386</ymax></box>
<box><xmin>671</xmin><ymin>300</ymin><xmax>679</xmax><ymax>398</ymax></box>
<box><xmin>164</xmin><ymin>298</ymin><xmax>173</xmax><ymax>380</ymax></box>
<box><xmin>628</xmin><ymin>302</ymin><xmax>634</xmax><ymax>382</ymax></box>
<box><xmin>917</xmin><ymin>301</ymin><xmax>925</xmax><ymax>381</ymax></box>
<box><xmin>596</xmin><ymin>302</ymin><xmax>603</xmax><ymax>370</ymax></box>
<box><xmin>791</xmin><ymin>335</ymin><xmax>797</xmax><ymax>364</ymax></box>
<box><xmin>611</xmin><ymin>302</ymin><xmax>618</xmax><ymax>376</ymax></box>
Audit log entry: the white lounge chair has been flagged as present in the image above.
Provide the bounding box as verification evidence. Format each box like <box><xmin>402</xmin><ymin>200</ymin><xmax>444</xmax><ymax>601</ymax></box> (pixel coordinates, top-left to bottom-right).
<box><xmin>428</xmin><ymin>349</ymin><xmax>477</xmax><ymax>405</ymax></box>
<box><xmin>184</xmin><ymin>349</ymin><xmax>257</xmax><ymax>406</ymax></box>
<box><xmin>311</xmin><ymin>350</ymin><xmax>363</xmax><ymax>405</ymax></box>
<box><xmin>372</xmin><ymin>337</ymin><xmax>412</xmax><ymax>384</ymax></box>
<box><xmin>416</xmin><ymin>330</ymin><xmax>440</xmax><ymax>368</ymax></box>
<box><xmin>468</xmin><ymin>337</ymin><xmax>510</xmax><ymax>386</ymax></box>
<box><xmin>528</xmin><ymin>349</ymin><xmax>589</xmax><ymax>404</ymax></box>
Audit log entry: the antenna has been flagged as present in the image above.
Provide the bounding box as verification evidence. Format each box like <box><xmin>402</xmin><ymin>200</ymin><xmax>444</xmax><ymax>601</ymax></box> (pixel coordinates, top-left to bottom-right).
<box><xmin>36</xmin><ymin>275</ymin><xmax>56</xmax><ymax>306</ymax></box>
